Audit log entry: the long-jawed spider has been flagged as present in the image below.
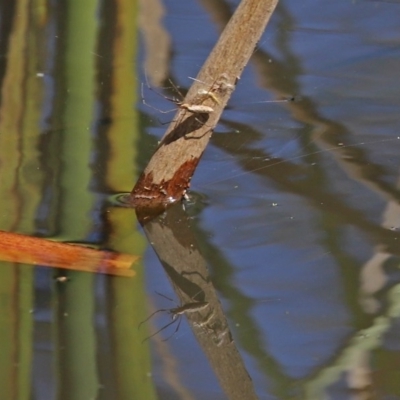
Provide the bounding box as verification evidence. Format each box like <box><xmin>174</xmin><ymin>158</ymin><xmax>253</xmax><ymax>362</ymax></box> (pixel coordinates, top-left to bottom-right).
<box><xmin>140</xmin><ymin>74</ymin><xmax>217</xmax><ymax>120</ymax></box>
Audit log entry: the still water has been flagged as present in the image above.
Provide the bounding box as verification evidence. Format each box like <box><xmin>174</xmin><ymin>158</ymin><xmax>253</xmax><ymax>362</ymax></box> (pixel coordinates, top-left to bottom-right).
<box><xmin>1</xmin><ymin>0</ymin><xmax>400</xmax><ymax>399</ymax></box>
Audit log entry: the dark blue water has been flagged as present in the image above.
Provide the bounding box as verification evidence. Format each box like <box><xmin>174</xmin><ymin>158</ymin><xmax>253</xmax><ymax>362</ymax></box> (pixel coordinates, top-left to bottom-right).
<box><xmin>143</xmin><ymin>1</ymin><xmax>400</xmax><ymax>399</ymax></box>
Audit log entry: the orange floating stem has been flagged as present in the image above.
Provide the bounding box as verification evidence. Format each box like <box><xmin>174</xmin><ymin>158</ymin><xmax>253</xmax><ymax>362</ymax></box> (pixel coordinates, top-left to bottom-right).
<box><xmin>0</xmin><ymin>231</ymin><xmax>138</xmax><ymax>277</ymax></box>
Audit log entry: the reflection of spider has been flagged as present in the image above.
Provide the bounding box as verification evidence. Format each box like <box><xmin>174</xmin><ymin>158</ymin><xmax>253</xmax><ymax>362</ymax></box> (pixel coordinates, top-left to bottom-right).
<box><xmin>139</xmin><ymin>293</ymin><xmax>209</xmax><ymax>342</ymax></box>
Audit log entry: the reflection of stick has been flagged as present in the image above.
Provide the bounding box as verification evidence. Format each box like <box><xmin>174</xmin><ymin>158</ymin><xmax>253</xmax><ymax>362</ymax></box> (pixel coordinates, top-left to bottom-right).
<box><xmin>130</xmin><ymin>0</ymin><xmax>280</xmax><ymax>213</ymax></box>
<box><xmin>0</xmin><ymin>230</ymin><xmax>137</xmax><ymax>277</ymax></box>
<box><xmin>141</xmin><ymin>203</ymin><xmax>259</xmax><ymax>399</ymax></box>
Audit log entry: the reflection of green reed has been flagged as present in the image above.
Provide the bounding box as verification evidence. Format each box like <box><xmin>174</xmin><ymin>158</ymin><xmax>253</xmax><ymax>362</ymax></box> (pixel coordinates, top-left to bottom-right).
<box><xmin>0</xmin><ymin>0</ymin><xmax>43</xmax><ymax>398</ymax></box>
<box><xmin>50</xmin><ymin>0</ymin><xmax>151</xmax><ymax>398</ymax></box>
<box><xmin>102</xmin><ymin>0</ymin><xmax>157</xmax><ymax>398</ymax></box>
<box><xmin>1</xmin><ymin>0</ymin><xmax>153</xmax><ymax>398</ymax></box>
<box><xmin>51</xmin><ymin>0</ymin><xmax>156</xmax><ymax>398</ymax></box>
<box><xmin>52</xmin><ymin>0</ymin><xmax>99</xmax><ymax>399</ymax></box>
<box><xmin>306</xmin><ymin>283</ymin><xmax>400</xmax><ymax>399</ymax></box>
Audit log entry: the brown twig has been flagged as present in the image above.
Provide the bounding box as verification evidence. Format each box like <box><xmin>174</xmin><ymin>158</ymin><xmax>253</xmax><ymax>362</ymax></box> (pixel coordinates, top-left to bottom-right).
<box><xmin>0</xmin><ymin>231</ymin><xmax>138</xmax><ymax>277</ymax></box>
<box><xmin>129</xmin><ymin>0</ymin><xmax>279</xmax><ymax>212</ymax></box>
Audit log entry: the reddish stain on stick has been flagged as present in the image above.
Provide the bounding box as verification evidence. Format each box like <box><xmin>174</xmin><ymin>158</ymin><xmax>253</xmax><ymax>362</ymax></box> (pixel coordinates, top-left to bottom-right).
<box><xmin>129</xmin><ymin>157</ymin><xmax>200</xmax><ymax>208</ymax></box>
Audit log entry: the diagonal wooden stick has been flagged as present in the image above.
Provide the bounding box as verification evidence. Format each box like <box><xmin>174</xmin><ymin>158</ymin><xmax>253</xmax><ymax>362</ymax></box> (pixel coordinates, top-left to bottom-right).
<box><xmin>0</xmin><ymin>231</ymin><xmax>138</xmax><ymax>277</ymax></box>
<box><xmin>129</xmin><ymin>0</ymin><xmax>279</xmax><ymax>212</ymax></box>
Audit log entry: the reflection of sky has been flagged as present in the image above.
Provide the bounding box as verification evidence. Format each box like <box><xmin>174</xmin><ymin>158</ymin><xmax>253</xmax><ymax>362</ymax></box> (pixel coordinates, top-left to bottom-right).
<box><xmin>198</xmin><ymin>184</ymin><xmax>355</xmax><ymax>380</ymax></box>
<box><xmin>236</xmin><ymin>244</ymin><xmax>352</xmax><ymax>378</ymax></box>
<box><xmin>140</xmin><ymin>0</ymin><xmax>400</xmax><ymax>396</ymax></box>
